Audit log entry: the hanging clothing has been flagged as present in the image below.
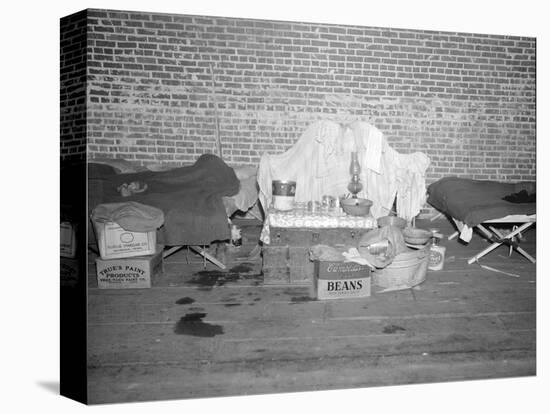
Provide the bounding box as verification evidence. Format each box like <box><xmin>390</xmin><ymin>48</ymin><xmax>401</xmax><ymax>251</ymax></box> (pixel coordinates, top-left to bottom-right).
<box><xmin>257</xmin><ymin>121</ymin><xmax>430</xmax><ymax>222</ymax></box>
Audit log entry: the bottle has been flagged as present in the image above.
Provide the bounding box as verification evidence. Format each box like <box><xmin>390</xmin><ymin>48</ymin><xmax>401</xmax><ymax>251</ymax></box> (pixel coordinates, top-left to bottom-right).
<box><xmin>428</xmin><ymin>229</ymin><xmax>446</xmax><ymax>271</ymax></box>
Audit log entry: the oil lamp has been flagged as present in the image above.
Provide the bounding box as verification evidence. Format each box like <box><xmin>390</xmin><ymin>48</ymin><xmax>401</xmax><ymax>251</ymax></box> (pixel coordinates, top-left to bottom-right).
<box><xmin>347</xmin><ymin>151</ymin><xmax>363</xmax><ymax>198</ymax></box>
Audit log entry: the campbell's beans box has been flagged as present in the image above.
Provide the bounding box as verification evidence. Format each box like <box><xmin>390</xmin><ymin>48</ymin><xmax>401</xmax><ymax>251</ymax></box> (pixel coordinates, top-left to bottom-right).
<box><xmin>314</xmin><ymin>260</ymin><xmax>371</xmax><ymax>300</ymax></box>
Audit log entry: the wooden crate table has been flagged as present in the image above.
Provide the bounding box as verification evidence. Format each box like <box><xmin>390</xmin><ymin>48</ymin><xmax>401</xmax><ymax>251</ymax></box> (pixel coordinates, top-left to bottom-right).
<box><xmin>261</xmin><ymin>208</ymin><xmax>377</xmax><ymax>285</ymax></box>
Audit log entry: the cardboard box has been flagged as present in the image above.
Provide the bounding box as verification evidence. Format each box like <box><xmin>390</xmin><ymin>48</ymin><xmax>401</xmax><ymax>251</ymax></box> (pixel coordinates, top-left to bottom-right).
<box><xmin>93</xmin><ymin>220</ymin><xmax>157</xmax><ymax>260</ymax></box>
<box><xmin>314</xmin><ymin>261</ymin><xmax>371</xmax><ymax>300</ymax></box>
<box><xmin>60</xmin><ymin>257</ymin><xmax>80</xmax><ymax>287</ymax></box>
<box><xmin>95</xmin><ymin>247</ymin><xmax>164</xmax><ymax>289</ymax></box>
<box><xmin>60</xmin><ymin>221</ymin><xmax>77</xmax><ymax>258</ymax></box>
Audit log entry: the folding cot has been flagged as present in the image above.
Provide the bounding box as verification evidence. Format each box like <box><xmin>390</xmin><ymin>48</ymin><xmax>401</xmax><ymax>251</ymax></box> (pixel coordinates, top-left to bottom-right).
<box><xmin>427</xmin><ymin>177</ymin><xmax>536</xmax><ymax>265</ymax></box>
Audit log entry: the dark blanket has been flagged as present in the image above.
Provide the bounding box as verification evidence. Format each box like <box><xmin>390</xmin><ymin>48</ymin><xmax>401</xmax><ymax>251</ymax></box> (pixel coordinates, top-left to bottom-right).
<box><xmin>88</xmin><ymin>154</ymin><xmax>240</xmax><ymax>246</ymax></box>
<box><xmin>503</xmin><ymin>189</ymin><xmax>536</xmax><ymax>203</ymax></box>
<box><xmin>427</xmin><ymin>177</ymin><xmax>536</xmax><ymax>227</ymax></box>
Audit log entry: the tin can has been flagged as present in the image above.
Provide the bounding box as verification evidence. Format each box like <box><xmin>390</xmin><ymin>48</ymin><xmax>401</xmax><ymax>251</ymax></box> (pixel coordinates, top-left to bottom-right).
<box><xmin>272</xmin><ymin>180</ymin><xmax>296</xmax><ymax>211</ymax></box>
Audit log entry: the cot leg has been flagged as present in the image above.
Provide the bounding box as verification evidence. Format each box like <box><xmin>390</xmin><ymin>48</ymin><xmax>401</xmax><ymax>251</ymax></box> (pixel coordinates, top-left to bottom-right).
<box><xmin>190</xmin><ymin>245</ymin><xmax>227</xmax><ymax>270</ymax></box>
<box><xmin>430</xmin><ymin>212</ymin><xmax>443</xmax><ymax>221</ymax></box>
<box><xmin>468</xmin><ymin>222</ymin><xmax>536</xmax><ymax>264</ymax></box>
<box><xmin>515</xmin><ymin>247</ymin><xmax>536</xmax><ymax>263</ymax></box>
<box><xmin>88</xmin><ymin>245</ymin><xmax>99</xmax><ymax>255</ymax></box>
<box><xmin>476</xmin><ymin>224</ymin><xmax>494</xmax><ymax>239</ymax></box>
<box><xmin>163</xmin><ymin>245</ymin><xmax>184</xmax><ymax>259</ymax></box>
<box><xmin>488</xmin><ymin>224</ymin><xmax>536</xmax><ymax>264</ymax></box>
<box><xmin>467</xmin><ymin>241</ymin><xmax>503</xmax><ymax>264</ymax></box>
<box><xmin>162</xmin><ymin>245</ymin><xmax>228</xmax><ymax>269</ymax></box>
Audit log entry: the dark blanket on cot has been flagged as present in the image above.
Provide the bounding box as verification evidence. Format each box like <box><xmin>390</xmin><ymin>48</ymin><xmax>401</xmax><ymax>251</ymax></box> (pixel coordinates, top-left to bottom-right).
<box><xmin>88</xmin><ymin>154</ymin><xmax>240</xmax><ymax>246</ymax></box>
<box><xmin>427</xmin><ymin>177</ymin><xmax>536</xmax><ymax>227</ymax></box>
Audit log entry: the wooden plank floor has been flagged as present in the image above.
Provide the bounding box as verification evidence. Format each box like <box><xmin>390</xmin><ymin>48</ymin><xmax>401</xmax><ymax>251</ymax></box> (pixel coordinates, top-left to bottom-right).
<box><xmin>86</xmin><ymin>217</ymin><xmax>536</xmax><ymax>404</ymax></box>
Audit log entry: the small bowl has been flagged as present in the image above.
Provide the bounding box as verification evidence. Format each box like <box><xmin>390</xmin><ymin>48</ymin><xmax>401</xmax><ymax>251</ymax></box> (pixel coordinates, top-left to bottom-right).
<box><xmin>403</xmin><ymin>227</ymin><xmax>432</xmax><ymax>245</ymax></box>
<box><xmin>341</xmin><ymin>197</ymin><xmax>373</xmax><ymax>216</ymax></box>
<box><xmin>377</xmin><ymin>215</ymin><xmax>407</xmax><ymax>229</ymax></box>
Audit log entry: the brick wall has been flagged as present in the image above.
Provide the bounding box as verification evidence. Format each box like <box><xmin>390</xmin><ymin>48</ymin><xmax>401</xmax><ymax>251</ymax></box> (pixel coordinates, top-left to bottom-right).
<box><xmin>60</xmin><ymin>10</ymin><xmax>88</xmax><ymax>162</ymax></box>
<box><xmin>83</xmin><ymin>8</ymin><xmax>536</xmax><ymax>183</ymax></box>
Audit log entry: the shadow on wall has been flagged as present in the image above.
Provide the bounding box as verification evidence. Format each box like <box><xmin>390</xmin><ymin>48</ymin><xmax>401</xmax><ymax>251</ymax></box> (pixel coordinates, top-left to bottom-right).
<box><xmin>36</xmin><ymin>381</ymin><xmax>60</xmax><ymax>395</ymax></box>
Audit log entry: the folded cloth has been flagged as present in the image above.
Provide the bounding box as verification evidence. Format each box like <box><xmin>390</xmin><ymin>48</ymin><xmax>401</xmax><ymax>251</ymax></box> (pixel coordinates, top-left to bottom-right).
<box><xmin>342</xmin><ymin>248</ymin><xmax>376</xmax><ymax>269</ymax></box>
<box><xmin>92</xmin><ymin>201</ymin><xmax>165</xmax><ymax>232</ymax></box>
<box><xmin>452</xmin><ymin>218</ymin><xmax>474</xmax><ymax>243</ymax></box>
<box><xmin>309</xmin><ymin>244</ymin><xmax>346</xmax><ymax>262</ymax></box>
